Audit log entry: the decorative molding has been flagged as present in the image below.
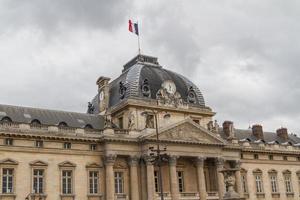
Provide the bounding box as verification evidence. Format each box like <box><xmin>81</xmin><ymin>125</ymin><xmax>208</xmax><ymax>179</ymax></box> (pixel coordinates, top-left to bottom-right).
<box><xmin>86</xmin><ymin>162</ymin><xmax>102</xmax><ymax>169</ymax></box>
<box><xmin>0</xmin><ymin>158</ymin><xmax>18</xmax><ymax>165</ymax></box>
<box><xmin>104</xmin><ymin>154</ymin><xmax>116</xmax><ymax>165</ymax></box>
<box><xmin>169</xmin><ymin>155</ymin><xmax>178</xmax><ymax>166</ymax></box>
<box><xmin>216</xmin><ymin>157</ymin><xmax>224</xmax><ymax>168</ymax></box>
<box><xmin>29</xmin><ymin>160</ymin><xmax>48</xmax><ymax>167</ymax></box>
<box><xmin>58</xmin><ymin>161</ymin><xmax>76</xmax><ymax>168</ymax></box>
<box><xmin>195</xmin><ymin>157</ymin><xmax>206</xmax><ymax>167</ymax></box>
<box><xmin>128</xmin><ymin>156</ymin><xmax>139</xmax><ymax>166</ymax></box>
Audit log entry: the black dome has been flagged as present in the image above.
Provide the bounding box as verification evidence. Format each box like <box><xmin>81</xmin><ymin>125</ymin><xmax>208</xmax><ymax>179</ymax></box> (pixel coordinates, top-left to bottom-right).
<box><xmin>90</xmin><ymin>55</ymin><xmax>206</xmax><ymax>113</ymax></box>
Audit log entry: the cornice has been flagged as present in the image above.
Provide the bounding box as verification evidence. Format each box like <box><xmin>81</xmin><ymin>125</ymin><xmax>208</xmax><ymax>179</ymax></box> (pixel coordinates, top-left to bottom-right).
<box><xmin>241</xmin><ymin>148</ymin><xmax>300</xmax><ymax>155</ymax></box>
<box><xmin>109</xmin><ymin>98</ymin><xmax>215</xmax><ymax>116</ymax></box>
<box><xmin>0</xmin><ymin>131</ymin><xmax>101</xmax><ymax>142</ymax></box>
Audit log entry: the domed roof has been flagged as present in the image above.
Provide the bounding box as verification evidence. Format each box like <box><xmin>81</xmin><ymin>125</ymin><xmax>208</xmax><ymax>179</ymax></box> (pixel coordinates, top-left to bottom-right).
<box><xmin>89</xmin><ymin>54</ymin><xmax>206</xmax><ymax>113</ymax></box>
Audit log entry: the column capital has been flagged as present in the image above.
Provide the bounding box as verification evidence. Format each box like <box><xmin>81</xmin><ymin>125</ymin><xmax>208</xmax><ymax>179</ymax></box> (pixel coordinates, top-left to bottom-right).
<box><xmin>195</xmin><ymin>156</ymin><xmax>206</xmax><ymax>167</ymax></box>
<box><xmin>128</xmin><ymin>155</ymin><xmax>140</xmax><ymax>166</ymax></box>
<box><xmin>169</xmin><ymin>155</ymin><xmax>178</xmax><ymax>166</ymax></box>
<box><xmin>142</xmin><ymin>154</ymin><xmax>154</xmax><ymax>165</ymax></box>
<box><xmin>104</xmin><ymin>154</ymin><xmax>116</xmax><ymax>166</ymax></box>
<box><xmin>234</xmin><ymin>160</ymin><xmax>241</xmax><ymax>169</ymax></box>
<box><xmin>216</xmin><ymin>157</ymin><xmax>225</xmax><ymax>168</ymax></box>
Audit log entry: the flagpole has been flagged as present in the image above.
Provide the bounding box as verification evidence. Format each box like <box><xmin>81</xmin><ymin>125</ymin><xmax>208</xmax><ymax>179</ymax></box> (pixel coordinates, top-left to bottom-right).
<box><xmin>138</xmin><ymin>34</ymin><xmax>141</xmax><ymax>55</ymax></box>
<box><xmin>137</xmin><ymin>21</ymin><xmax>141</xmax><ymax>55</ymax></box>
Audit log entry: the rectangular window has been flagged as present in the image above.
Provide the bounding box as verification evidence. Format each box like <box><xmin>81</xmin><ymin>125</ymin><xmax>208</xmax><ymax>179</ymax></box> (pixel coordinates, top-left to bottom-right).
<box><xmin>284</xmin><ymin>174</ymin><xmax>293</xmax><ymax>193</ymax></box>
<box><xmin>35</xmin><ymin>140</ymin><xmax>43</xmax><ymax>148</ymax></box>
<box><xmin>33</xmin><ymin>169</ymin><xmax>44</xmax><ymax>193</ymax></box>
<box><xmin>241</xmin><ymin>174</ymin><xmax>248</xmax><ymax>193</ymax></box>
<box><xmin>62</xmin><ymin>170</ymin><xmax>72</xmax><ymax>194</ymax></box>
<box><xmin>270</xmin><ymin>175</ymin><xmax>278</xmax><ymax>193</ymax></box>
<box><xmin>63</xmin><ymin>142</ymin><xmax>71</xmax><ymax>149</ymax></box>
<box><xmin>254</xmin><ymin>154</ymin><xmax>259</xmax><ymax>159</ymax></box>
<box><xmin>255</xmin><ymin>175</ymin><xmax>263</xmax><ymax>193</ymax></box>
<box><xmin>114</xmin><ymin>172</ymin><xmax>123</xmax><ymax>194</ymax></box>
<box><xmin>283</xmin><ymin>156</ymin><xmax>288</xmax><ymax>161</ymax></box>
<box><xmin>2</xmin><ymin>168</ymin><xmax>13</xmax><ymax>193</ymax></box>
<box><xmin>269</xmin><ymin>155</ymin><xmax>273</xmax><ymax>160</ymax></box>
<box><xmin>154</xmin><ymin>171</ymin><xmax>160</xmax><ymax>193</ymax></box>
<box><xmin>177</xmin><ymin>171</ymin><xmax>184</xmax><ymax>192</ymax></box>
<box><xmin>89</xmin><ymin>171</ymin><xmax>99</xmax><ymax>194</ymax></box>
<box><xmin>4</xmin><ymin>138</ymin><xmax>13</xmax><ymax>146</ymax></box>
<box><xmin>90</xmin><ymin>144</ymin><xmax>97</xmax><ymax>151</ymax></box>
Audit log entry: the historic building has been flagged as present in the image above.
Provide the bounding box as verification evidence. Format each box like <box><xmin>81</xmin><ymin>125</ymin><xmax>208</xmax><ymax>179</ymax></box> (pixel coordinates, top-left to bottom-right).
<box><xmin>0</xmin><ymin>54</ymin><xmax>300</xmax><ymax>200</ymax></box>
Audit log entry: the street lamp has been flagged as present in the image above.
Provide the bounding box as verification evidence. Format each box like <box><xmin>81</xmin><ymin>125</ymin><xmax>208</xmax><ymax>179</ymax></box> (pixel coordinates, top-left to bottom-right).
<box><xmin>141</xmin><ymin>111</ymin><xmax>169</xmax><ymax>200</ymax></box>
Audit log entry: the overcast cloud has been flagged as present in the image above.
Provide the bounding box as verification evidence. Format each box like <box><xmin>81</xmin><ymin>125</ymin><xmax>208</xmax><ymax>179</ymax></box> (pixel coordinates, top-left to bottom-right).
<box><xmin>0</xmin><ymin>0</ymin><xmax>299</xmax><ymax>134</ymax></box>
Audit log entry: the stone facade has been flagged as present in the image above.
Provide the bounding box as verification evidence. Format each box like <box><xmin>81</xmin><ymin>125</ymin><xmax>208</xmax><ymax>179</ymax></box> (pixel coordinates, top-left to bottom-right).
<box><xmin>0</xmin><ymin>54</ymin><xmax>299</xmax><ymax>200</ymax></box>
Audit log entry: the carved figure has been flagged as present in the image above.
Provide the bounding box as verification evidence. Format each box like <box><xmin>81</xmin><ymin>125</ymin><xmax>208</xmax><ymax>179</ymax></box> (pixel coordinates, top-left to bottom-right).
<box><xmin>128</xmin><ymin>111</ymin><xmax>135</xmax><ymax>130</ymax></box>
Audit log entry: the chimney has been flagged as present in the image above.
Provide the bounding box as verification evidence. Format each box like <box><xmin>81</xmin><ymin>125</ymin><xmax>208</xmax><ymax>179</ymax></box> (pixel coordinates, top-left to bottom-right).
<box><xmin>252</xmin><ymin>124</ymin><xmax>264</xmax><ymax>140</ymax></box>
<box><xmin>96</xmin><ymin>76</ymin><xmax>111</xmax><ymax>113</ymax></box>
<box><xmin>276</xmin><ymin>128</ymin><xmax>288</xmax><ymax>140</ymax></box>
<box><xmin>222</xmin><ymin>121</ymin><xmax>234</xmax><ymax>138</ymax></box>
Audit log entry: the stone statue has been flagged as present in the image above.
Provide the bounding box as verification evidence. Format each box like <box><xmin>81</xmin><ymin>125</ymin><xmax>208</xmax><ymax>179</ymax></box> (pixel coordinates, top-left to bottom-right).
<box><xmin>128</xmin><ymin>111</ymin><xmax>135</xmax><ymax>130</ymax></box>
<box><xmin>221</xmin><ymin>168</ymin><xmax>244</xmax><ymax>200</ymax></box>
<box><xmin>104</xmin><ymin>114</ymin><xmax>112</xmax><ymax>128</ymax></box>
<box><xmin>87</xmin><ymin>102</ymin><xmax>95</xmax><ymax>114</ymax></box>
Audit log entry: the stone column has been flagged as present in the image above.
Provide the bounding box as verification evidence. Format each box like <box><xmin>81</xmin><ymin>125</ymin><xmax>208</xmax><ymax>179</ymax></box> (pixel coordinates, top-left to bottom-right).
<box><xmin>145</xmin><ymin>156</ymin><xmax>155</xmax><ymax>200</ymax></box>
<box><xmin>105</xmin><ymin>154</ymin><xmax>116</xmax><ymax>200</ymax></box>
<box><xmin>234</xmin><ymin>160</ymin><xmax>243</xmax><ymax>197</ymax></box>
<box><xmin>129</xmin><ymin>156</ymin><xmax>140</xmax><ymax>200</ymax></box>
<box><xmin>169</xmin><ymin>156</ymin><xmax>180</xmax><ymax>200</ymax></box>
<box><xmin>195</xmin><ymin>157</ymin><xmax>207</xmax><ymax>200</ymax></box>
<box><xmin>216</xmin><ymin>157</ymin><xmax>225</xmax><ymax>199</ymax></box>
<box><xmin>140</xmin><ymin>160</ymin><xmax>147</xmax><ymax>200</ymax></box>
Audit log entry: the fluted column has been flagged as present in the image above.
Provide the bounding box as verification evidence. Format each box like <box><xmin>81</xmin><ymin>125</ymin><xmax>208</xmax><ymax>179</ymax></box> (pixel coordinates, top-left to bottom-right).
<box><xmin>144</xmin><ymin>156</ymin><xmax>155</xmax><ymax>200</ymax></box>
<box><xmin>105</xmin><ymin>154</ymin><xmax>116</xmax><ymax>200</ymax></box>
<box><xmin>216</xmin><ymin>157</ymin><xmax>225</xmax><ymax>199</ymax></box>
<box><xmin>234</xmin><ymin>160</ymin><xmax>243</xmax><ymax>197</ymax></box>
<box><xmin>169</xmin><ymin>156</ymin><xmax>180</xmax><ymax>200</ymax></box>
<box><xmin>129</xmin><ymin>156</ymin><xmax>140</xmax><ymax>200</ymax></box>
<box><xmin>195</xmin><ymin>157</ymin><xmax>207</xmax><ymax>200</ymax></box>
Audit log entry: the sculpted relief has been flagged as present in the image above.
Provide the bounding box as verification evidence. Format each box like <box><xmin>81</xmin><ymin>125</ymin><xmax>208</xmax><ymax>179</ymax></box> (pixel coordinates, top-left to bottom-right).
<box><xmin>156</xmin><ymin>80</ymin><xmax>183</xmax><ymax>107</ymax></box>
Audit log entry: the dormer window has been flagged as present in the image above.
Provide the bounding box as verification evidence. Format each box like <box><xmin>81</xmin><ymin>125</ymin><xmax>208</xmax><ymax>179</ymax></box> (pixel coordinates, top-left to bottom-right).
<box><xmin>58</xmin><ymin>122</ymin><xmax>68</xmax><ymax>128</ymax></box>
<box><xmin>1</xmin><ymin>117</ymin><xmax>12</xmax><ymax>123</ymax></box>
<box><xmin>84</xmin><ymin>124</ymin><xmax>93</xmax><ymax>130</ymax></box>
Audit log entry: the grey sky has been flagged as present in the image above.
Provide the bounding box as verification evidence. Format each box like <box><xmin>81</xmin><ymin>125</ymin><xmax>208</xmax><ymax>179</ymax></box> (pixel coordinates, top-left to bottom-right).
<box><xmin>0</xmin><ymin>0</ymin><xmax>299</xmax><ymax>134</ymax></box>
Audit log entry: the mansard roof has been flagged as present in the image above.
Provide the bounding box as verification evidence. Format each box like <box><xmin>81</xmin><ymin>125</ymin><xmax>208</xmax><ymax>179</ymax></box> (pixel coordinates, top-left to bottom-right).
<box><xmin>90</xmin><ymin>54</ymin><xmax>207</xmax><ymax>113</ymax></box>
<box><xmin>219</xmin><ymin>128</ymin><xmax>300</xmax><ymax>145</ymax></box>
<box><xmin>0</xmin><ymin>104</ymin><xmax>104</xmax><ymax>129</ymax></box>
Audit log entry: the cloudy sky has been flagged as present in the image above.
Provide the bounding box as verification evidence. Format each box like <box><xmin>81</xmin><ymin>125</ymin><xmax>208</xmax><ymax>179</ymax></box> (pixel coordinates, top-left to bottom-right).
<box><xmin>0</xmin><ymin>0</ymin><xmax>299</xmax><ymax>134</ymax></box>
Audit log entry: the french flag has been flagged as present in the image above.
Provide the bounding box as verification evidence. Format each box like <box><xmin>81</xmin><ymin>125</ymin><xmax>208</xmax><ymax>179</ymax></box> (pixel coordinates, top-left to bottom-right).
<box><xmin>128</xmin><ymin>20</ymin><xmax>139</xmax><ymax>36</ymax></box>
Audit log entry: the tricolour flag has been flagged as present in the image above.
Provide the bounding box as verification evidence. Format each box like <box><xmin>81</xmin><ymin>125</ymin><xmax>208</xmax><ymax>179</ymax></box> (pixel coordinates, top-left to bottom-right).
<box><xmin>128</xmin><ymin>20</ymin><xmax>139</xmax><ymax>36</ymax></box>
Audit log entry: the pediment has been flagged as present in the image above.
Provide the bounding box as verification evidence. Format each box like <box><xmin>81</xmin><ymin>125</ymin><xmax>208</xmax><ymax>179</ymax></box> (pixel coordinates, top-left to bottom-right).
<box><xmin>58</xmin><ymin>161</ymin><xmax>76</xmax><ymax>168</ymax></box>
<box><xmin>30</xmin><ymin>160</ymin><xmax>48</xmax><ymax>166</ymax></box>
<box><xmin>143</xmin><ymin>118</ymin><xmax>225</xmax><ymax>145</ymax></box>
<box><xmin>86</xmin><ymin>162</ymin><xmax>102</xmax><ymax>168</ymax></box>
<box><xmin>0</xmin><ymin>158</ymin><xmax>18</xmax><ymax>165</ymax></box>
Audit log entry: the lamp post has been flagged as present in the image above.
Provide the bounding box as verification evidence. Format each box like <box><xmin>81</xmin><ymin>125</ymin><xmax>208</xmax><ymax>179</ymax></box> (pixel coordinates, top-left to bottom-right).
<box><xmin>141</xmin><ymin>111</ymin><xmax>169</xmax><ymax>200</ymax></box>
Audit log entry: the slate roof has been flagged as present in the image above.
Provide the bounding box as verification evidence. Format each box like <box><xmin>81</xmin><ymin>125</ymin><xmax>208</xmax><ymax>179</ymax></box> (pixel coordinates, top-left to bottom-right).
<box><xmin>219</xmin><ymin>128</ymin><xmax>300</xmax><ymax>144</ymax></box>
<box><xmin>89</xmin><ymin>54</ymin><xmax>206</xmax><ymax>113</ymax></box>
<box><xmin>0</xmin><ymin>104</ymin><xmax>104</xmax><ymax>129</ymax></box>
